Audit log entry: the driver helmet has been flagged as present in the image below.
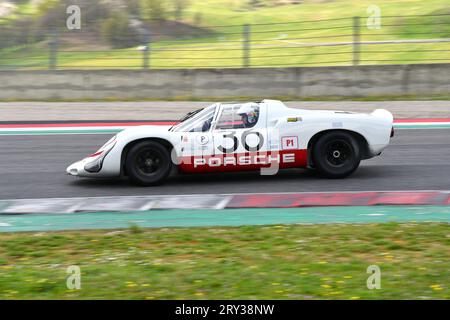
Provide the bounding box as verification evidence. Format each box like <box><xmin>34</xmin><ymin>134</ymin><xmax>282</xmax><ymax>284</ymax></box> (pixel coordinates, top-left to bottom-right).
<box><xmin>237</xmin><ymin>104</ymin><xmax>259</xmax><ymax>127</ymax></box>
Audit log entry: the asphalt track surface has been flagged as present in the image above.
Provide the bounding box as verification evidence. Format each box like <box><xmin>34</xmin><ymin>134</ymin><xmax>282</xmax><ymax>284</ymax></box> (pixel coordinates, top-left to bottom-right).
<box><xmin>1</xmin><ymin>129</ymin><xmax>450</xmax><ymax>200</ymax></box>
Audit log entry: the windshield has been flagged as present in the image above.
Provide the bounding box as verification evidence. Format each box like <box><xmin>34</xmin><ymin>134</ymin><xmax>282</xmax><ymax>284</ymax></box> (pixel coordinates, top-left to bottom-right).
<box><xmin>179</xmin><ymin>108</ymin><xmax>204</xmax><ymax>123</ymax></box>
<box><xmin>171</xmin><ymin>104</ymin><xmax>217</xmax><ymax>132</ymax></box>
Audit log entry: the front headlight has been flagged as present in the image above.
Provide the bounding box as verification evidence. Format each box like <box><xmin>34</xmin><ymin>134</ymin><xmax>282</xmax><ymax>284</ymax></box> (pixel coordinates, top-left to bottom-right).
<box><xmin>84</xmin><ymin>157</ymin><xmax>104</xmax><ymax>173</ymax></box>
<box><xmin>84</xmin><ymin>135</ymin><xmax>117</xmax><ymax>173</ymax></box>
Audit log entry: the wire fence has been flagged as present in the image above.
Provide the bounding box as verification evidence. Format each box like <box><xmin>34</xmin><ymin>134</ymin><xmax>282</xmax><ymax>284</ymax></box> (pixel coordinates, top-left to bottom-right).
<box><xmin>0</xmin><ymin>13</ymin><xmax>449</xmax><ymax>70</ymax></box>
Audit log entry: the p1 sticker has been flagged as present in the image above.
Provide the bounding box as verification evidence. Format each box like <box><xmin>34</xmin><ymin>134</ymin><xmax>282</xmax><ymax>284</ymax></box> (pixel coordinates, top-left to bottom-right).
<box><xmin>281</xmin><ymin>136</ymin><xmax>298</xmax><ymax>150</ymax></box>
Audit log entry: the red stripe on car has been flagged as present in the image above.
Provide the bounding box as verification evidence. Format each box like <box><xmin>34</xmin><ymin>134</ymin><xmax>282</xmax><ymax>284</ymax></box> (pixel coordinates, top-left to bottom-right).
<box><xmin>178</xmin><ymin>150</ymin><xmax>308</xmax><ymax>173</ymax></box>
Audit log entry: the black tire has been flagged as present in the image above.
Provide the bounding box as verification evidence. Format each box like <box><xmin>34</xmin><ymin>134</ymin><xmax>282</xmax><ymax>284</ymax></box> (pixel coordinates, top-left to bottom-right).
<box><xmin>125</xmin><ymin>141</ymin><xmax>172</xmax><ymax>186</ymax></box>
<box><xmin>312</xmin><ymin>131</ymin><xmax>361</xmax><ymax>179</ymax></box>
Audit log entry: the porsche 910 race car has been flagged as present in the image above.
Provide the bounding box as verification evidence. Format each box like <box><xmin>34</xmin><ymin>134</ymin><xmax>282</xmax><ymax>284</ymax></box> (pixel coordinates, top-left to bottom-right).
<box><xmin>67</xmin><ymin>100</ymin><xmax>394</xmax><ymax>186</ymax></box>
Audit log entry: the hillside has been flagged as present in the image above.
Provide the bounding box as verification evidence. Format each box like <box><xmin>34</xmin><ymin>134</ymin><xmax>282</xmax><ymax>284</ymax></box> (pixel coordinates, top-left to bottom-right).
<box><xmin>0</xmin><ymin>0</ymin><xmax>449</xmax><ymax>69</ymax></box>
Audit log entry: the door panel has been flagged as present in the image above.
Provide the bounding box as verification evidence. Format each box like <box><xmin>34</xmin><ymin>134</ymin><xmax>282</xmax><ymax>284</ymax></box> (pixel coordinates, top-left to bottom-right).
<box><xmin>178</xmin><ymin>102</ymin><xmax>308</xmax><ymax>173</ymax></box>
<box><xmin>177</xmin><ymin>132</ymin><xmax>214</xmax><ymax>173</ymax></box>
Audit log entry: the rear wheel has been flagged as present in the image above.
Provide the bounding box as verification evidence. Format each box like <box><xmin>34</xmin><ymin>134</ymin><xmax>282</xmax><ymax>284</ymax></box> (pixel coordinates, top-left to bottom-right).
<box><xmin>125</xmin><ymin>141</ymin><xmax>172</xmax><ymax>186</ymax></box>
<box><xmin>312</xmin><ymin>131</ymin><xmax>361</xmax><ymax>179</ymax></box>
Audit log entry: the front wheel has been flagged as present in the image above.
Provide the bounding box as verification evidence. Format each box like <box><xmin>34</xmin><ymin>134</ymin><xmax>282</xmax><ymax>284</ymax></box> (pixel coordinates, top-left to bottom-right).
<box><xmin>125</xmin><ymin>141</ymin><xmax>172</xmax><ymax>186</ymax></box>
<box><xmin>312</xmin><ymin>131</ymin><xmax>361</xmax><ymax>179</ymax></box>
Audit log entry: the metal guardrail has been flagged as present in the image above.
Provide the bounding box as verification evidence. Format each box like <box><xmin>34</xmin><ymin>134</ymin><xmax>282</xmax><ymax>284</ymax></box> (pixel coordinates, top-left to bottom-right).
<box><xmin>0</xmin><ymin>13</ymin><xmax>449</xmax><ymax>69</ymax></box>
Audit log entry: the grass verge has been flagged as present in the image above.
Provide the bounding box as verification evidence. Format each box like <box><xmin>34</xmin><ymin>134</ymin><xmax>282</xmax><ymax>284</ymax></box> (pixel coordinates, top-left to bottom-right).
<box><xmin>0</xmin><ymin>222</ymin><xmax>448</xmax><ymax>299</ymax></box>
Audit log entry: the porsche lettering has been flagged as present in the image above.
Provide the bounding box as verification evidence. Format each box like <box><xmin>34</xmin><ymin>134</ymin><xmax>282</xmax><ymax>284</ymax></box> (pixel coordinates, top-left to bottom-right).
<box><xmin>192</xmin><ymin>153</ymin><xmax>296</xmax><ymax>168</ymax></box>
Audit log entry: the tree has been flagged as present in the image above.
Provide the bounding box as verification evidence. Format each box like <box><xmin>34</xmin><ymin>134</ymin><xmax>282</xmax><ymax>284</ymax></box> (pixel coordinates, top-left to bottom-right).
<box><xmin>142</xmin><ymin>0</ymin><xmax>167</xmax><ymax>21</ymax></box>
<box><xmin>101</xmin><ymin>11</ymin><xmax>141</xmax><ymax>48</ymax></box>
<box><xmin>173</xmin><ymin>0</ymin><xmax>189</xmax><ymax>21</ymax></box>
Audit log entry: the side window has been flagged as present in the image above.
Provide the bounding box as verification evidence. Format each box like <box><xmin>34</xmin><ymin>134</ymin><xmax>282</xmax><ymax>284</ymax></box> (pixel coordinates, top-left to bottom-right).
<box><xmin>215</xmin><ymin>104</ymin><xmax>260</xmax><ymax>130</ymax></box>
<box><xmin>189</xmin><ymin>114</ymin><xmax>213</xmax><ymax>132</ymax></box>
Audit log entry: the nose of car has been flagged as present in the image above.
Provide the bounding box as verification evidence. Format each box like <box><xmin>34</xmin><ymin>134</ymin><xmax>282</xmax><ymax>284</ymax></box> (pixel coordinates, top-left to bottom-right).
<box><xmin>66</xmin><ymin>162</ymin><xmax>80</xmax><ymax>176</ymax></box>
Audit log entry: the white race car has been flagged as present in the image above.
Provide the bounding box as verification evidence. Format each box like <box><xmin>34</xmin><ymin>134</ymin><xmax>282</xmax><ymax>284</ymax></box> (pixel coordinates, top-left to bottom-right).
<box><xmin>67</xmin><ymin>100</ymin><xmax>393</xmax><ymax>185</ymax></box>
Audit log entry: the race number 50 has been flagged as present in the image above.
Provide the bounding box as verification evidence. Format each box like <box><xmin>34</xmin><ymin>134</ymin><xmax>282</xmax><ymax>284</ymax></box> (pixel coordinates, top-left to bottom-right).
<box><xmin>217</xmin><ymin>130</ymin><xmax>264</xmax><ymax>153</ymax></box>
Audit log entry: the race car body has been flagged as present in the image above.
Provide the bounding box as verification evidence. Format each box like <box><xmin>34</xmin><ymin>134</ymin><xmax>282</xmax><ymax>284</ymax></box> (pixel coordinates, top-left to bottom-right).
<box><xmin>67</xmin><ymin>100</ymin><xmax>393</xmax><ymax>185</ymax></box>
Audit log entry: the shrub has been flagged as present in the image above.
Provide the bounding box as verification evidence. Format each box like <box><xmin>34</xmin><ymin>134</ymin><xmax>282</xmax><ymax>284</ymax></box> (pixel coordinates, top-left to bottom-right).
<box><xmin>101</xmin><ymin>12</ymin><xmax>142</xmax><ymax>48</ymax></box>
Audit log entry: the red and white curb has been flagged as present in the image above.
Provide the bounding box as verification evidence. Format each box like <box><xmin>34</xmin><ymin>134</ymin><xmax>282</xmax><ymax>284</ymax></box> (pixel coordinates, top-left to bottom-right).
<box><xmin>1</xmin><ymin>191</ymin><xmax>449</xmax><ymax>215</ymax></box>
<box><xmin>226</xmin><ymin>191</ymin><xmax>450</xmax><ymax>208</ymax></box>
<box><xmin>394</xmin><ymin>118</ymin><xmax>450</xmax><ymax>128</ymax></box>
<box><xmin>0</xmin><ymin>118</ymin><xmax>449</xmax><ymax>135</ymax></box>
<box><xmin>0</xmin><ymin>194</ymin><xmax>232</xmax><ymax>215</ymax></box>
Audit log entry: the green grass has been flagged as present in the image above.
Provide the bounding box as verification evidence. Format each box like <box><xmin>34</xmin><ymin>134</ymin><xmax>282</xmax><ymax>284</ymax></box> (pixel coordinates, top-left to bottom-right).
<box><xmin>0</xmin><ymin>222</ymin><xmax>448</xmax><ymax>299</ymax></box>
<box><xmin>1</xmin><ymin>0</ymin><xmax>450</xmax><ymax>69</ymax></box>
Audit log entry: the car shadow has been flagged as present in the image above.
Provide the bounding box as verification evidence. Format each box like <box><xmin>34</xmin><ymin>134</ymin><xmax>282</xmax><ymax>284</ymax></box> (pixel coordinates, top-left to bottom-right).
<box><xmin>67</xmin><ymin>165</ymin><xmax>386</xmax><ymax>189</ymax></box>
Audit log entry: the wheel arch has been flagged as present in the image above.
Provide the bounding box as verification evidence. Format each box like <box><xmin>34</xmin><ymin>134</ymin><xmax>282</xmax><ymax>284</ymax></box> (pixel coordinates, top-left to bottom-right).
<box><xmin>307</xmin><ymin>129</ymin><xmax>370</xmax><ymax>167</ymax></box>
<box><xmin>120</xmin><ymin>137</ymin><xmax>175</xmax><ymax>176</ymax></box>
